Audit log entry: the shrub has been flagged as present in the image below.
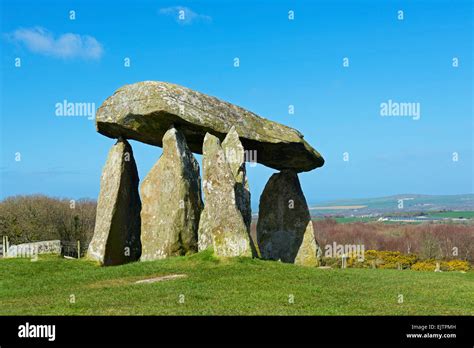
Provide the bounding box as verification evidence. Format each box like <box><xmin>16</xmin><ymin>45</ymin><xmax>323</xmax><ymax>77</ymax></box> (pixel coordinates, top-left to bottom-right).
<box><xmin>0</xmin><ymin>195</ymin><xmax>96</xmax><ymax>246</ymax></box>
<box><xmin>444</xmin><ymin>260</ymin><xmax>470</xmax><ymax>272</ymax></box>
<box><xmin>411</xmin><ymin>259</ymin><xmax>471</xmax><ymax>272</ymax></box>
<box><xmin>320</xmin><ymin>257</ymin><xmax>341</xmax><ymax>268</ymax></box>
<box><xmin>313</xmin><ymin>218</ymin><xmax>474</xmax><ymax>262</ymax></box>
<box><xmin>411</xmin><ymin>261</ymin><xmax>437</xmax><ymax>271</ymax></box>
<box><xmin>347</xmin><ymin>256</ymin><xmax>369</xmax><ymax>268</ymax></box>
<box><xmin>357</xmin><ymin>250</ymin><xmax>417</xmax><ymax>269</ymax></box>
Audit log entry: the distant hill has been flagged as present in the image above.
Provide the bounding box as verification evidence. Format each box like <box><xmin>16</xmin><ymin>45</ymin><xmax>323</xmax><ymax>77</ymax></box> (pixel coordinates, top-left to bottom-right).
<box><xmin>308</xmin><ymin>194</ymin><xmax>474</xmax><ymax>217</ymax></box>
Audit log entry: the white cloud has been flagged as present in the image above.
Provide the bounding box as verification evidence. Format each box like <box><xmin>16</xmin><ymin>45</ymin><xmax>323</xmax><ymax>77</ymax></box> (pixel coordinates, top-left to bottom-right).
<box><xmin>7</xmin><ymin>27</ymin><xmax>103</xmax><ymax>60</ymax></box>
<box><xmin>159</xmin><ymin>6</ymin><xmax>211</xmax><ymax>25</ymax></box>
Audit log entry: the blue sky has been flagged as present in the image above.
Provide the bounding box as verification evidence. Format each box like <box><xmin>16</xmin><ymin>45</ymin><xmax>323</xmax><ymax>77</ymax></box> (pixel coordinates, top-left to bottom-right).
<box><xmin>1</xmin><ymin>0</ymin><xmax>472</xmax><ymax>208</ymax></box>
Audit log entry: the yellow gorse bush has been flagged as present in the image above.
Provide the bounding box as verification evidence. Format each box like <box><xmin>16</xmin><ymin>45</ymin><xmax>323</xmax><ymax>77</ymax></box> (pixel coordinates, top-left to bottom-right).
<box><xmin>411</xmin><ymin>259</ymin><xmax>470</xmax><ymax>272</ymax></box>
<box><xmin>322</xmin><ymin>249</ymin><xmax>471</xmax><ymax>271</ymax></box>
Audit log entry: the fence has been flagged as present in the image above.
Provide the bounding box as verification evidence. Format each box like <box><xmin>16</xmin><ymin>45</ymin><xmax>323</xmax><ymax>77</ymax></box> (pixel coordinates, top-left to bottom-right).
<box><xmin>5</xmin><ymin>240</ymin><xmax>61</xmax><ymax>258</ymax></box>
<box><xmin>0</xmin><ymin>236</ymin><xmax>89</xmax><ymax>260</ymax></box>
<box><xmin>61</xmin><ymin>240</ymin><xmax>88</xmax><ymax>259</ymax></box>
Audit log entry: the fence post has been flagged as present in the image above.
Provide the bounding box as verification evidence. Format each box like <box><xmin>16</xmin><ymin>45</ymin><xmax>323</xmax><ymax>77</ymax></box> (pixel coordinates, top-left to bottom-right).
<box><xmin>6</xmin><ymin>236</ymin><xmax>9</xmax><ymax>257</ymax></box>
<box><xmin>77</xmin><ymin>240</ymin><xmax>81</xmax><ymax>259</ymax></box>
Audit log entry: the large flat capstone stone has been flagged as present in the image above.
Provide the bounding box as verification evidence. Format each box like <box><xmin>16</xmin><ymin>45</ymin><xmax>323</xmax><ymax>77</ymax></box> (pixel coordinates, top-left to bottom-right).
<box><xmin>95</xmin><ymin>81</ymin><xmax>324</xmax><ymax>173</ymax></box>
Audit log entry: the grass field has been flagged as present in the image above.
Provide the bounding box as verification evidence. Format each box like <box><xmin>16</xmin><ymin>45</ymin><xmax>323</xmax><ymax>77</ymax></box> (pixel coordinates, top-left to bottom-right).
<box><xmin>426</xmin><ymin>211</ymin><xmax>474</xmax><ymax>219</ymax></box>
<box><xmin>312</xmin><ymin>211</ymin><xmax>474</xmax><ymax>224</ymax></box>
<box><xmin>1</xmin><ymin>251</ymin><xmax>473</xmax><ymax>315</ymax></box>
<box><xmin>313</xmin><ymin>217</ymin><xmax>376</xmax><ymax>223</ymax></box>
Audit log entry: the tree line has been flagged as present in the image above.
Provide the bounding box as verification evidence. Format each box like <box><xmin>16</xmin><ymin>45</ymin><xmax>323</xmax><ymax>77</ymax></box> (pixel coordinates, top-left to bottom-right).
<box><xmin>0</xmin><ymin>195</ymin><xmax>96</xmax><ymax>247</ymax></box>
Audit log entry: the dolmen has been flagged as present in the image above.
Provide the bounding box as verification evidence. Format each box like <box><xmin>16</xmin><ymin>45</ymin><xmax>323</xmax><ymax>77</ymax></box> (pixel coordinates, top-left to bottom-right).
<box><xmin>87</xmin><ymin>81</ymin><xmax>324</xmax><ymax>266</ymax></box>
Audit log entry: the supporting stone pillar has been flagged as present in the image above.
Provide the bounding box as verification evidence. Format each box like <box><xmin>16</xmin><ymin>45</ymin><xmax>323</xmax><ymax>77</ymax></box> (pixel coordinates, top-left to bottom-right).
<box><xmin>257</xmin><ymin>170</ymin><xmax>319</xmax><ymax>266</ymax></box>
<box><xmin>294</xmin><ymin>222</ymin><xmax>320</xmax><ymax>267</ymax></box>
<box><xmin>87</xmin><ymin>138</ymin><xmax>141</xmax><ymax>266</ymax></box>
<box><xmin>221</xmin><ymin>126</ymin><xmax>258</xmax><ymax>257</ymax></box>
<box><xmin>221</xmin><ymin>127</ymin><xmax>251</xmax><ymax>228</ymax></box>
<box><xmin>198</xmin><ymin>132</ymin><xmax>252</xmax><ymax>257</ymax></box>
<box><xmin>140</xmin><ymin>126</ymin><xmax>203</xmax><ymax>261</ymax></box>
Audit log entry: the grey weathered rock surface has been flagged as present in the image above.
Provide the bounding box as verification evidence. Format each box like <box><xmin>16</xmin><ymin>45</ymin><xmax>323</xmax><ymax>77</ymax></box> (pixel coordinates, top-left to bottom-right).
<box><xmin>221</xmin><ymin>127</ymin><xmax>251</xmax><ymax>228</ymax></box>
<box><xmin>294</xmin><ymin>222</ymin><xmax>320</xmax><ymax>267</ymax></box>
<box><xmin>221</xmin><ymin>126</ymin><xmax>258</xmax><ymax>257</ymax></box>
<box><xmin>140</xmin><ymin>126</ymin><xmax>203</xmax><ymax>261</ymax></box>
<box><xmin>87</xmin><ymin>138</ymin><xmax>141</xmax><ymax>266</ymax></box>
<box><xmin>198</xmin><ymin>133</ymin><xmax>252</xmax><ymax>257</ymax></box>
<box><xmin>256</xmin><ymin>170</ymin><xmax>316</xmax><ymax>263</ymax></box>
<box><xmin>95</xmin><ymin>81</ymin><xmax>324</xmax><ymax>172</ymax></box>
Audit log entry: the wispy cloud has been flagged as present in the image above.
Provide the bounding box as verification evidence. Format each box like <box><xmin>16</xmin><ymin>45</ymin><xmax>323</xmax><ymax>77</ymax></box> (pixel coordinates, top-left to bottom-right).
<box><xmin>159</xmin><ymin>6</ymin><xmax>211</xmax><ymax>25</ymax></box>
<box><xmin>6</xmin><ymin>27</ymin><xmax>103</xmax><ymax>60</ymax></box>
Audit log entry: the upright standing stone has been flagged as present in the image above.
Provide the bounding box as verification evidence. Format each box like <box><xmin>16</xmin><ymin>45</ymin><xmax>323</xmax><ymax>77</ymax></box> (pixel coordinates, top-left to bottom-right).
<box><xmin>198</xmin><ymin>132</ymin><xmax>252</xmax><ymax>257</ymax></box>
<box><xmin>294</xmin><ymin>222</ymin><xmax>319</xmax><ymax>267</ymax></box>
<box><xmin>221</xmin><ymin>126</ymin><xmax>251</xmax><ymax>228</ymax></box>
<box><xmin>87</xmin><ymin>138</ymin><xmax>141</xmax><ymax>266</ymax></box>
<box><xmin>140</xmin><ymin>126</ymin><xmax>203</xmax><ymax>261</ymax></box>
<box><xmin>221</xmin><ymin>126</ymin><xmax>258</xmax><ymax>257</ymax></box>
<box><xmin>257</xmin><ymin>170</ymin><xmax>318</xmax><ymax>264</ymax></box>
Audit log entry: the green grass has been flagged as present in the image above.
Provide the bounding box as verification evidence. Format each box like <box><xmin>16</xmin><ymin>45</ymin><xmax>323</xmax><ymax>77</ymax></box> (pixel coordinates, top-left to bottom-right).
<box><xmin>1</xmin><ymin>251</ymin><xmax>473</xmax><ymax>315</ymax></box>
<box><xmin>426</xmin><ymin>211</ymin><xmax>474</xmax><ymax>219</ymax></box>
<box><xmin>313</xmin><ymin>217</ymin><xmax>376</xmax><ymax>223</ymax></box>
<box><xmin>313</xmin><ymin>211</ymin><xmax>474</xmax><ymax>224</ymax></box>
